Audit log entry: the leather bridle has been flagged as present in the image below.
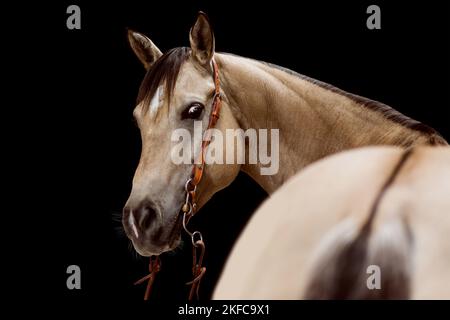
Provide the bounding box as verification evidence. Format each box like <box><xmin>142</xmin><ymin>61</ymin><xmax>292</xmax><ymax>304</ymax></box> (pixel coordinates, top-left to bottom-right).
<box><xmin>182</xmin><ymin>58</ymin><xmax>222</xmax><ymax>223</ymax></box>
<box><xmin>135</xmin><ymin>59</ymin><xmax>222</xmax><ymax>300</ymax></box>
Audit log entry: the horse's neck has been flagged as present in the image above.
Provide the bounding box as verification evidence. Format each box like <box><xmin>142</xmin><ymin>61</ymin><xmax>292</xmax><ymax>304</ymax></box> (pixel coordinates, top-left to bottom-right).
<box><xmin>216</xmin><ymin>53</ymin><xmax>435</xmax><ymax>193</ymax></box>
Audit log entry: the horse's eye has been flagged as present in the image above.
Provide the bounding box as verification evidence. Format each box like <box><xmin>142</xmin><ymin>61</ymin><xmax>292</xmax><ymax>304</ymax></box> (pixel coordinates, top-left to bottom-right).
<box><xmin>181</xmin><ymin>103</ymin><xmax>204</xmax><ymax>120</ymax></box>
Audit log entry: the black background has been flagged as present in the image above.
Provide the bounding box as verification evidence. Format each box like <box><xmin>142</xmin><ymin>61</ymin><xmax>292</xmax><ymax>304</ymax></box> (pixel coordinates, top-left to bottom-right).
<box><xmin>15</xmin><ymin>0</ymin><xmax>449</xmax><ymax>303</ymax></box>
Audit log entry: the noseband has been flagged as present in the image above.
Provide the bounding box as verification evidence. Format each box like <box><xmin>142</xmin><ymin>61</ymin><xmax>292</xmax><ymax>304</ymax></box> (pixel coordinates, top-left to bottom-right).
<box><xmin>135</xmin><ymin>59</ymin><xmax>222</xmax><ymax>300</ymax></box>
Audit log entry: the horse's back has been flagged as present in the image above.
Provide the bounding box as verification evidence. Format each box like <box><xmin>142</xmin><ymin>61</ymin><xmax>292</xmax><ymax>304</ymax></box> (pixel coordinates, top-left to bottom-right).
<box><xmin>213</xmin><ymin>146</ymin><xmax>450</xmax><ymax>299</ymax></box>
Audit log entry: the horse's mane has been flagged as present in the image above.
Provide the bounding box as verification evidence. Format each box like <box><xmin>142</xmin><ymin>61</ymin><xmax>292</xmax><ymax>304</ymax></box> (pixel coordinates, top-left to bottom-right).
<box><xmin>259</xmin><ymin>60</ymin><xmax>441</xmax><ymax>137</ymax></box>
<box><xmin>137</xmin><ymin>47</ymin><xmax>191</xmax><ymax>113</ymax></box>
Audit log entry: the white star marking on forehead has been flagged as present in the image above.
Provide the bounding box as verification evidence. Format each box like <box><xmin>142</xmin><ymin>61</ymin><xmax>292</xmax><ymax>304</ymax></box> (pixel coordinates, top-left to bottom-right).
<box><xmin>149</xmin><ymin>85</ymin><xmax>165</xmax><ymax>117</ymax></box>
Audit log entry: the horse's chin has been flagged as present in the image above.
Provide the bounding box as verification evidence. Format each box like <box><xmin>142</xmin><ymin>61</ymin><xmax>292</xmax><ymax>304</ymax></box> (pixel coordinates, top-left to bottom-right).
<box><xmin>133</xmin><ymin>244</ymin><xmax>166</xmax><ymax>257</ymax></box>
<box><xmin>133</xmin><ymin>236</ymin><xmax>180</xmax><ymax>256</ymax></box>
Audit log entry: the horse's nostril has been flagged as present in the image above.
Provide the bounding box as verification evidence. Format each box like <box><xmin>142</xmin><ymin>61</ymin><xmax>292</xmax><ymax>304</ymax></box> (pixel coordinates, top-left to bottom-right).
<box><xmin>124</xmin><ymin>201</ymin><xmax>159</xmax><ymax>239</ymax></box>
<box><xmin>139</xmin><ymin>204</ymin><xmax>157</xmax><ymax>231</ymax></box>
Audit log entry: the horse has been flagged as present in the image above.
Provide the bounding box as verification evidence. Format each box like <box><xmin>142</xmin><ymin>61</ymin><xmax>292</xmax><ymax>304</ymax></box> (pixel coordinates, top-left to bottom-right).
<box><xmin>213</xmin><ymin>145</ymin><xmax>450</xmax><ymax>299</ymax></box>
<box><xmin>122</xmin><ymin>12</ymin><xmax>447</xmax><ymax>293</ymax></box>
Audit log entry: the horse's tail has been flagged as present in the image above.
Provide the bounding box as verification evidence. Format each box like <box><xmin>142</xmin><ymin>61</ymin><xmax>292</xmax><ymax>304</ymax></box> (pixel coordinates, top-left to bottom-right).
<box><xmin>303</xmin><ymin>148</ymin><xmax>415</xmax><ymax>299</ymax></box>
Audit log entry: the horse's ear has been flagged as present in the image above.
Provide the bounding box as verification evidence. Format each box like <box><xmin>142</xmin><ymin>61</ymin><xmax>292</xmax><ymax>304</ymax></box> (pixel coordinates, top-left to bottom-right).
<box><xmin>127</xmin><ymin>29</ymin><xmax>162</xmax><ymax>70</ymax></box>
<box><xmin>189</xmin><ymin>12</ymin><xmax>215</xmax><ymax>66</ymax></box>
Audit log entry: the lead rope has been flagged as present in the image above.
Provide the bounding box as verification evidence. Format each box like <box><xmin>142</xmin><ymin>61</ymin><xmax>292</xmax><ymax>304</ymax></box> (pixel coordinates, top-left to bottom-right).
<box><xmin>133</xmin><ymin>255</ymin><xmax>161</xmax><ymax>300</ymax></box>
<box><xmin>134</xmin><ymin>59</ymin><xmax>222</xmax><ymax>300</ymax></box>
